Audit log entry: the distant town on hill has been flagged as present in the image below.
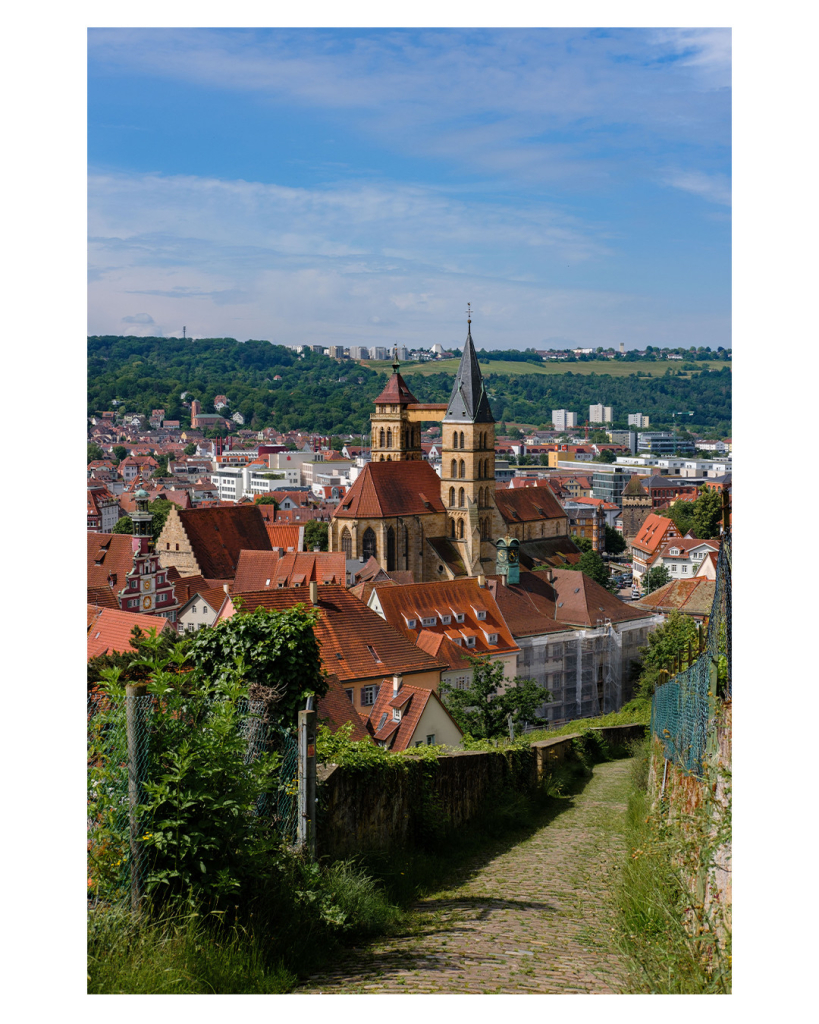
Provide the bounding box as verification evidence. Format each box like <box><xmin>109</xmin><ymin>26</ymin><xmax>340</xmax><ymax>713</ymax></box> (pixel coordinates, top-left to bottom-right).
<box><xmin>88</xmin><ymin>336</ymin><xmax>732</xmax><ymax>437</ymax></box>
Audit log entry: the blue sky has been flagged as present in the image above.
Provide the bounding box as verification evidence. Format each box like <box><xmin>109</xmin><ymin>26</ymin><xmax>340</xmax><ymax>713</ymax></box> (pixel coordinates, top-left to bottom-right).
<box><xmin>87</xmin><ymin>27</ymin><xmax>731</xmax><ymax>350</ymax></box>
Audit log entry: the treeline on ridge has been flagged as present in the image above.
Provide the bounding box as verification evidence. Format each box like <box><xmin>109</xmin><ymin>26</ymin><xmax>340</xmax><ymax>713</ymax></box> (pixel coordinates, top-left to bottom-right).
<box><xmin>88</xmin><ymin>336</ymin><xmax>731</xmax><ymax>436</ymax></box>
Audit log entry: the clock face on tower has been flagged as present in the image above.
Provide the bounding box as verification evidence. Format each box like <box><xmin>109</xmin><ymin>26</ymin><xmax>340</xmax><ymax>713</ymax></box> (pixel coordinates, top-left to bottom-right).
<box><xmin>496</xmin><ymin>546</ymin><xmax>508</xmax><ymax>565</ymax></box>
<box><xmin>508</xmin><ymin>550</ymin><xmax>518</xmax><ymax>563</ymax></box>
<box><xmin>143</xmin><ymin>580</ymin><xmax>151</xmax><ymax>592</ymax></box>
<box><xmin>143</xmin><ymin>596</ymin><xmax>152</xmax><ymax>610</ymax></box>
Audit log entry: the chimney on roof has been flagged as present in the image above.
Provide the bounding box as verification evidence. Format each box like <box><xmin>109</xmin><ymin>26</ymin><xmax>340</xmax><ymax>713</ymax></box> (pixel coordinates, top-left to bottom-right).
<box><xmin>313</xmin><ymin>546</ymin><xmax>320</xmax><ymax>553</ymax></box>
<box><xmin>477</xmin><ymin>574</ymin><xmax>486</xmax><ymax>587</ymax></box>
<box><xmin>223</xmin><ymin>584</ymin><xmax>229</xmax><ymax>595</ymax></box>
<box><xmin>393</xmin><ymin>674</ymin><xmax>402</xmax><ymax>697</ymax></box>
<box><xmin>309</xmin><ymin>580</ymin><xmax>319</xmax><ymax>606</ymax></box>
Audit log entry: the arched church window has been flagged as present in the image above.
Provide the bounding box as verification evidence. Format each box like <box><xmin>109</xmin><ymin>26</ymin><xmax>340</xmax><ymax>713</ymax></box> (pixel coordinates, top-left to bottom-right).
<box><xmin>459</xmin><ymin>431</ymin><xmax>465</xmax><ymax>448</ymax></box>
<box><xmin>458</xmin><ymin>487</ymin><xmax>465</xmax><ymax>507</ymax></box>
<box><xmin>458</xmin><ymin>519</ymin><xmax>464</xmax><ymax>539</ymax></box>
<box><xmin>449</xmin><ymin>486</ymin><xmax>455</xmax><ymax>506</ymax></box>
<box><xmin>451</xmin><ymin>459</ymin><xmax>457</xmax><ymax>478</ymax></box>
<box><xmin>362</xmin><ymin>528</ymin><xmax>377</xmax><ymax>561</ymax></box>
<box><xmin>379</xmin><ymin>428</ymin><xmax>385</xmax><ymax>447</ymax></box>
<box><xmin>387</xmin><ymin>429</ymin><xmax>392</xmax><ymax>448</ymax></box>
<box><xmin>387</xmin><ymin>527</ymin><xmax>396</xmax><ymax>572</ymax></box>
<box><xmin>341</xmin><ymin>528</ymin><xmax>352</xmax><ymax>558</ymax></box>
<box><xmin>450</xmin><ymin>519</ymin><xmax>456</xmax><ymax>538</ymax></box>
<box><xmin>453</xmin><ymin>432</ymin><xmax>459</xmax><ymax>449</ymax></box>
<box><xmin>459</xmin><ymin>459</ymin><xmax>465</xmax><ymax>478</ymax></box>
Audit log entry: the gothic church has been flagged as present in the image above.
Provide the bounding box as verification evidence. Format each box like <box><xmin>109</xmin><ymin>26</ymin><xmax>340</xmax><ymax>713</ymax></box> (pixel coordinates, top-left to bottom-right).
<box><xmin>330</xmin><ymin>318</ymin><xmax>575</xmax><ymax>582</ymax></box>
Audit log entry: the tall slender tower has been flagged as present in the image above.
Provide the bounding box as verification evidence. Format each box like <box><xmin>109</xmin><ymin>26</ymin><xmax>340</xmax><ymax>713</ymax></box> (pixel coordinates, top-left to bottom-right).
<box><xmin>440</xmin><ymin>307</ymin><xmax>501</xmax><ymax>572</ymax></box>
<box><xmin>370</xmin><ymin>347</ymin><xmax>423</xmax><ymax>461</ymax></box>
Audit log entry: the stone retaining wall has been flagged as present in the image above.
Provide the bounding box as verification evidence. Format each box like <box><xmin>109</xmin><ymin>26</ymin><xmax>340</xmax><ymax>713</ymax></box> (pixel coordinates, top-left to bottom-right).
<box><xmin>316</xmin><ymin>723</ymin><xmax>646</xmax><ymax>860</ymax></box>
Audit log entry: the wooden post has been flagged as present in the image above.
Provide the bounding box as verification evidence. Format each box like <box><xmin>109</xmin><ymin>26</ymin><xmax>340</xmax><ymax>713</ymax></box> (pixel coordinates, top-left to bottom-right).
<box><xmin>298</xmin><ymin>708</ymin><xmax>317</xmax><ymax>856</ymax></box>
<box><xmin>125</xmin><ymin>683</ymin><xmax>148</xmax><ymax>916</ymax></box>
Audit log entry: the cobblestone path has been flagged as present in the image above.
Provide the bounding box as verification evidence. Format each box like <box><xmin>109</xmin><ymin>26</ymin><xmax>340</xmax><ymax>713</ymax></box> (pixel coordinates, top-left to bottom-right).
<box><xmin>299</xmin><ymin>758</ymin><xmax>634</xmax><ymax>995</ymax></box>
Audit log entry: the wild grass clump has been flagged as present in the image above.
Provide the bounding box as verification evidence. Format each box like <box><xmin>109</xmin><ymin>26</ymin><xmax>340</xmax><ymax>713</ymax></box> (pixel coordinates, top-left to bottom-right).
<box><xmin>87</xmin><ymin>902</ymin><xmax>296</xmax><ymax>995</ymax></box>
<box><xmin>614</xmin><ymin>740</ymin><xmax>731</xmax><ymax>994</ymax></box>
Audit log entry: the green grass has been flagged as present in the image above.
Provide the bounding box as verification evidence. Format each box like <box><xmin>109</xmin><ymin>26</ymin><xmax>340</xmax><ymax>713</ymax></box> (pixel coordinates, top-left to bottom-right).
<box><xmin>613</xmin><ymin>744</ymin><xmax>731</xmax><ymax>994</ymax></box>
<box><xmin>362</xmin><ymin>358</ymin><xmax>729</xmax><ymax>378</ymax></box>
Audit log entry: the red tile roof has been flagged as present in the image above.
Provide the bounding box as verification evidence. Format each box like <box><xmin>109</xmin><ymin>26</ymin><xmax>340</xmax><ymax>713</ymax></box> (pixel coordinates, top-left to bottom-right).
<box><xmin>373</xmin><ymin>371</ymin><xmax>419</xmax><ymax>406</ymax></box>
<box><xmin>494</xmin><ymin>485</ymin><xmax>566</xmax><ymax>525</ymax></box>
<box><xmin>219</xmin><ymin>584</ymin><xmax>447</xmax><ymax>683</ymax></box>
<box><xmin>233</xmin><ymin>550</ymin><xmax>346</xmax><ymax>591</ymax></box>
<box><xmin>414</xmin><ymin>630</ymin><xmax>473</xmax><ymax>672</ymax></box>
<box><xmin>317</xmin><ymin>675</ymin><xmax>373</xmax><ymax>743</ymax></box>
<box><xmin>265</xmin><ymin>524</ymin><xmax>304</xmax><ymax>550</ymax></box>
<box><xmin>367</xmin><ymin>679</ymin><xmax>462</xmax><ymax>751</ymax></box>
<box><xmin>87</xmin><ymin>607</ymin><xmax>171</xmax><ymax>660</ymax></box>
<box><xmin>87</xmin><ymin>533</ymin><xmax>136</xmax><ymax>596</ymax></box>
<box><xmin>172</xmin><ymin>574</ymin><xmax>231</xmax><ymax>605</ymax></box>
<box><xmin>173</xmin><ymin>505</ymin><xmax>273</xmax><ymax>578</ymax></box>
<box><xmin>368</xmin><ymin>578</ymin><xmax>519</xmax><ymax>659</ymax></box>
<box><xmin>632</xmin><ymin>578</ymin><xmax>716</xmax><ymax>618</ymax></box>
<box><xmin>632</xmin><ymin>514</ymin><xmax>682</xmax><ymax>556</ymax></box>
<box><xmin>334</xmin><ymin>460</ymin><xmax>446</xmax><ymax>519</ymax></box>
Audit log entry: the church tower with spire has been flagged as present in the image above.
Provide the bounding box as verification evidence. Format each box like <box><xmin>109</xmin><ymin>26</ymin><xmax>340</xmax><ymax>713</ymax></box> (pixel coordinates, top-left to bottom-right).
<box><xmin>440</xmin><ymin>307</ymin><xmax>502</xmax><ymax>573</ymax></box>
<box><xmin>370</xmin><ymin>347</ymin><xmax>424</xmax><ymax>462</ymax></box>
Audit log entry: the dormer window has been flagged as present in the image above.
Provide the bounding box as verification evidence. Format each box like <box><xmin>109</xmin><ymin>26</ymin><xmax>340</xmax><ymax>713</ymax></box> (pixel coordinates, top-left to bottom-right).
<box><xmin>403</xmin><ymin>615</ymin><xmax>417</xmax><ymax>629</ymax></box>
<box><xmin>454</xmin><ymin>612</ymin><xmax>465</xmax><ymax>624</ymax></box>
<box><xmin>465</xmin><ymin>636</ymin><xmax>476</xmax><ymax>648</ymax></box>
<box><xmin>486</xmin><ymin>633</ymin><xmax>499</xmax><ymax>644</ymax></box>
<box><xmin>392</xmin><ymin>708</ymin><xmax>402</xmax><ymax>721</ymax></box>
<box><xmin>439</xmin><ymin>613</ymin><xmax>451</xmax><ymax>625</ymax></box>
<box><xmin>473</xmin><ymin>608</ymin><xmax>487</xmax><ymax>621</ymax></box>
<box><xmin>421</xmin><ymin>616</ymin><xmax>437</xmax><ymax>627</ymax></box>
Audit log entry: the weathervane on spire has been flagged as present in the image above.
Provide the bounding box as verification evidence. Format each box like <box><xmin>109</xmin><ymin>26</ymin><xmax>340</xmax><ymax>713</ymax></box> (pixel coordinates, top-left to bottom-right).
<box><xmin>465</xmin><ymin>302</ymin><xmax>472</xmax><ymax>325</ymax></box>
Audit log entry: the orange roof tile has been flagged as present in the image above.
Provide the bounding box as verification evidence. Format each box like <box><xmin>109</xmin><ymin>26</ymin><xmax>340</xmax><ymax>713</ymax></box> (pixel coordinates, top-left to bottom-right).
<box><xmin>334</xmin><ymin>460</ymin><xmax>446</xmax><ymax>519</ymax></box>
<box><xmin>367</xmin><ymin>679</ymin><xmax>462</xmax><ymax>751</ymax></box>
<box><xmin>494</xmin><ymin>485</ymin><xmax>566</xmax><ymax>525</ymax></box>
<box><xmin>374</xmin><ymin>371</ymin><xmax>419</xmax><ymax>405</ymax></box>
<box><xmin>174</xmin><ymin>505</ymin><xmax>273</xmax><ymax>578</ymax></box>
<box><xmin>87</xmin><ymin>608</ymin><xmax>171</xmax><ymax>661</ymax></box>
<box><xmin>219</xmin><ymin>584</ymin><xmax>447</xmax><ymax>683</ymax></box>
<box><xmin>233</xmin><ymin>550</ymin><xmax>347</xmax><ymax>592</ymax></box>
<box><xmin>265</xmin><ymin>524</ymin><xmax>304</xmax><ymax>550</ymax></box>
<box><xmin>632</xmin><ymin>514</ymin><xmax>682</xmax><ymax>555</ymax></box>
<box><xmin>368</xmin><ymin>578</ymin><xmax>519</xmax><ymax>659</ymax></box>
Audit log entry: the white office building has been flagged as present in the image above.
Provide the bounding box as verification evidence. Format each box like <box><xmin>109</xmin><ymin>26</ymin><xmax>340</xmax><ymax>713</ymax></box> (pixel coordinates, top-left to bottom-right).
<box><xmin>349</xmin><ymin>346</ymin><xmax>369</xmax><ymax>360</ymax></box>
<box><xmin>552</xmin><ymin>409</ymin><xmax>578</xmax><ymax>430</ymax></box>
<box><xmin>589</xmin><ymin>404</ymin><xmax>613</xmax><ymax>423</ymax></box>
<box><xmin>628</xmin><ymin>413</ymin><xmax>650</xmax><ymax>428</ymax></box>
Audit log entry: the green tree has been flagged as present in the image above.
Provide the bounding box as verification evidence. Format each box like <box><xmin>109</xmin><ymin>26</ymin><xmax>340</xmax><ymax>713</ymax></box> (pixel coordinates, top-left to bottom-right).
<box><xmin>665</xmin><ymin>500</ymin><xmax>696</xmax><ymax>537</ymax></box>
<box><xmin>152</xmin><ymin>454</ymin><xmax>170</xmax><ymax>478</ymax></box>
<box><xmin>573</xmin><ymin>535</ymin><xmax>593</xmax><ymax>553</ymax></box>
<box><xmin>112</xmin><ymin>445</ymin><xmax>128</xmax><ymax>463</ymax></box>
<box><xmin>593</xmin><ymin>449</ymin><xmax>616</xmax><ymax>463</ymax></box>
<box><xmin>634</xmin><ymin>610</ymin><xmax>700</xmax><ymax>698</ymax></box>
<box><xmin>185</xmin><ymin>605</ymin><xmax>328</xmax><ymax>729</ymax></box>
<box><xmin>87</xmin><ymin>442</ymin><xmax>105</xmax><ymax>464</ymax></box>
<box><xmin>644</xmin><ymin>565</ymin><xmax>671</xmax><ymax>593</ymax></box>
<box><xmin>439</xmin><ymin>655</ymin><xmax>550</xmax><ymax>738</ymax></box>
<box><xmin>577</xmin><ymin>550</ymin><xmax>611</xmax><ymax>587</ymax></box>
<box><xmin>604</xmin><ymin>524</ymin><xmax>626</xmax><ymax>554</ymax></box>
<box><xmin>304</xmin><ymin>520</ymin><xmax>329</xmax><ymax>552</ymax></box>
<box><xmin>255</xmin><ymin>495</ymin><xmax>280</xmax><ymax>508</ymax></box>
<box><xmin>183</xmin><ymin>443</ymin><xmax>197</xmax><ymax>456</ymax></box>
<box><xmin>589</xmin><ymin>429</ymin><xmax>609</xmax><ymax>443</ymax></box>
<box><xmin>111</xmin><ymin>516</ymin><xmax>133</xmax><ymax>535</ymax></box>
<box><xmin>691</xmin><ymin>487</ymin><xmax>723</xmax><ymax>539</ymax></box>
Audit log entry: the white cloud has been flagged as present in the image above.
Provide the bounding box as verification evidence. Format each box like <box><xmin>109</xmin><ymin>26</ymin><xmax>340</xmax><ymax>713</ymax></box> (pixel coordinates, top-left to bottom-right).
<box><xmin>121</xmin><ymin>312</ymin><xmax>154</xmax><ymax>323</ymax></box>
<box><xmin>663</xmin><ymin>170</ymin><xmax>732</xmax><ymax>207</ymax></box>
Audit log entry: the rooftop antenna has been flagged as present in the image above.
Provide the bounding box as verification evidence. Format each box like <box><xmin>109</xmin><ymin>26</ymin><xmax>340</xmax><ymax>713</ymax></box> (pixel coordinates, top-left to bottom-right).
<box><xmin>183</xmin><ymin>326</ymin><xmax>186</xmax><ymax>339</ymax></box>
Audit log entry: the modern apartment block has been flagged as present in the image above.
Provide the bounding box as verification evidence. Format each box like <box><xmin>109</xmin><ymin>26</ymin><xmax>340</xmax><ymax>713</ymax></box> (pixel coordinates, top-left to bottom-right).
<box><xmin>589</xmin><ymin>404</ymin><xmax>613</xmax><ymax>423</ymax></box>
<box><xmin>628</xmin><ymin>413</ymin><xmax>650</xmax><ymax>428</ymax></box>
<box><xmin>349</xmin><ymin>346</ymin><xmax>369</xmax><ymax>360</ymax></box>
<box><xmin>552</xmin><ymin>409</ymin><xmax>578</xmax><ymax>430</ymax></box>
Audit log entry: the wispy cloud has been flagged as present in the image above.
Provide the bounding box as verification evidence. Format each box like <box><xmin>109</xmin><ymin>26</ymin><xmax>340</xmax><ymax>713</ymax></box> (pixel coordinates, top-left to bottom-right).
<box><xmin>88</xmin><ymin>28</ymin><xmax>731</xmax><ymax>187</ymax></box>
<box><xmin>663</xmin><ymin>170</ymin><xmax>732</xmax><ymax>206</ymax></box>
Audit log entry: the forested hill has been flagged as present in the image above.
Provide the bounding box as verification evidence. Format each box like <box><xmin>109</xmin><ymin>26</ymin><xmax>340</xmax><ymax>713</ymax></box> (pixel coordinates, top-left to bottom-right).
<box><xmin>88</xmin><ymin>336</ymin><xmax>732</xmax><ymax>435</ymax></box>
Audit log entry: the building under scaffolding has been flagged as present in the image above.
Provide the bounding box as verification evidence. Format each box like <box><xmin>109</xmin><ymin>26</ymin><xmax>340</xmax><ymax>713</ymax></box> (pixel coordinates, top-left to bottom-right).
<box><xmin>487</xmin><ymin>570</ymin><xmax>663</xmax><ymax>726</ymax></box>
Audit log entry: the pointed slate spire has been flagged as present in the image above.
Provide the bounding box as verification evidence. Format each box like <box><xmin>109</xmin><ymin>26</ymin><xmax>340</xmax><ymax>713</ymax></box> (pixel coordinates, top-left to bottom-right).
<box><xmin>444</xmin><ymin>317</ymin><xmax>494</xmax><ymax>424</ymax></box>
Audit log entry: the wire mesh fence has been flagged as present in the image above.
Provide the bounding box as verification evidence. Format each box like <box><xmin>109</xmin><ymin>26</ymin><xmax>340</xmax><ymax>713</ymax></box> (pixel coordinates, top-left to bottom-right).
<box><xmin>87</xmin><ymin>689</ymin><xmax>300</xmax><ymax>906</ymax></box>
<box><xmin>650</xmin><ymin>526</ymin><xmax>731</xmax><ymax>776</ymax></box>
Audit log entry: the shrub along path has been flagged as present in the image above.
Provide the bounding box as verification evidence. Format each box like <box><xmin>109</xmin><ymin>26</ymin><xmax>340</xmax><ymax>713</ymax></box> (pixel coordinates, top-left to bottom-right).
<box><xmin>298</xmin><ymin>758</ymin><xmax>634</xmax><ymax>995</ymax></box>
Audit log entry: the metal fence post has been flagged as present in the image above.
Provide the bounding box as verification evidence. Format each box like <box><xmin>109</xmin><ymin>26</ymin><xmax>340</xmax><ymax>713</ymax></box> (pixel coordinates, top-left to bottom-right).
<box><xmin>125</xmin><ymin>683</ymin><xmax>148</xmax><ymax>915</ymax></box>
<box><xmin>298</xmin><ymin>708</ymin><xmax>317</xmax><ymax>856</ymax></box>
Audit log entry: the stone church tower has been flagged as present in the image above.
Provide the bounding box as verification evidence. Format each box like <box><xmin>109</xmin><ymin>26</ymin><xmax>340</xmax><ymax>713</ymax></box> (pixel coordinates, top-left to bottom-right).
<box><xmin>620</xmin><ymin>475</ymin><xmax>653</xmax><ymax>545</ymax></box>
<box><xmin>370</xmin><ymin>348</ymin><xmax>424</xmax><ymax>462</ymax></box>
<box><xmin>440</xmin><ymin>315</ymin><xmax>502</xmax><ymax>574</ymax></box>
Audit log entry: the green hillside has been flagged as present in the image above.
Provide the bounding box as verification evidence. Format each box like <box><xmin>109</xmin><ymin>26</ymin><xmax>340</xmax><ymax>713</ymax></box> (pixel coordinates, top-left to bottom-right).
<box><xmin>88</xmin><ymin>336</ymin><xmax>732</xmax><ymax>436</ymax></box>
